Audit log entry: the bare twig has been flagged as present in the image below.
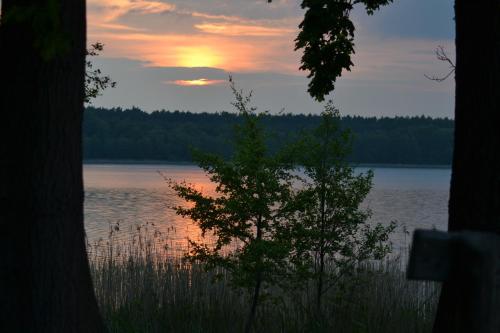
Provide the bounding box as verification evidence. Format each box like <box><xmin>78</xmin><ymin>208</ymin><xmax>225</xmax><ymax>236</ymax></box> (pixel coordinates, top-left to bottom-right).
<box><xmin>425</xmin><ymin>45</ymin><xmax>456</xmax><ymax>82</ymax></box>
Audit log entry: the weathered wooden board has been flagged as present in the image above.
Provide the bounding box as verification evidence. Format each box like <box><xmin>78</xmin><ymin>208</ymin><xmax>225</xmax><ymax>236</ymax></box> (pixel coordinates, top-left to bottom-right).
<box><xmin>407</xmin><ymin>229</ymin><xmax>452</xmax><ymax>281</ymax></box>
<box><xmin>408</xmin><ymin>229</ymin><xmax>500</xmax><ymax>281</ymax></box>
<box><xmin>407</xmin><ymin>229</ymin><xmax>500</xmax><ymax>332</ymax></box>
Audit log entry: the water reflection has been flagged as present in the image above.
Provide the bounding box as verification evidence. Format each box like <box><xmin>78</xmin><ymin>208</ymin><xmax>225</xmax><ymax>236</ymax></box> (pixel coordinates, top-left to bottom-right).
<box><xmin>84</xmin><ymin>164</ymin><xmax>450</xmax><ymax>257</ymax></box>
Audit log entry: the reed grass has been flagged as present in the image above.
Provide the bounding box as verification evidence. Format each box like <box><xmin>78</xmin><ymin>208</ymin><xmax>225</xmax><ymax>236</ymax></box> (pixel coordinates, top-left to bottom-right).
<box><xmin>87</xmin><ymin>224</ymin><xmax>439</xmax><ymax>333</ymax></box>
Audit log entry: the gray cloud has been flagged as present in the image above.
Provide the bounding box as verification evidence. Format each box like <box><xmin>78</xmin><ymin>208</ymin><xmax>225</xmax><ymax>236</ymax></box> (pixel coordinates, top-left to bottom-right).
<box><xmin>353</xmin><ymin>0</ymin><xmax>454</xmax><ymax>40</ymax></box>
<box><xmin>106</xmin><ymin>0</ymin><xmax>302</xmax><ymax>36</ymax></box>
<box><xmin>90</xmin><ymin>57</ymin><xmax>453</xmax><ymax>118</ymax></box>
<box><xmin>116</xmin><ymin>10</ymin><xmax>200</xmax><ymax>35</ymax></box>
<box><xmin>164</xmin><ymin>0</ymin><xmax>302</xmax><ymax>21</ymax></box>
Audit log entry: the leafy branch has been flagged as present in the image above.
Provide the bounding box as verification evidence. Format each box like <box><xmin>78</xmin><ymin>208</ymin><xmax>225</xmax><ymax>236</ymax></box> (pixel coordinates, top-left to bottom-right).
<box><xmin>85</xmin><ymin>42</ymin><xmax>116</xmax><ymax>104</ymax></box>
<box><xmin>268</xmin><ymin>0</ymin><xmax>393</xmax><ymax>101</ymax></box>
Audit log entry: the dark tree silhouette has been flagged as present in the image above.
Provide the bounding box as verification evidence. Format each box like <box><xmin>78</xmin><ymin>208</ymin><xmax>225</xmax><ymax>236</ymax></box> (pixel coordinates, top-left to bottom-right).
<box><xmin>0</xmin><ymin>1</ymin><xmax>106</xmax><ymax>332</ymax></box>
<box><xmin>294</xmin><ymin>0</ymin><xmax>393</xmax><ymax>101</ymax></box>
<box><xmin>433</xmin><ymin>1</ymin><xmax>500</xmax><ymax>332</ymax></box>
<box><xmin>267</xmin><ymin>0</ymin><xmax>393</xmax><ymax>101</ymax></box>
<box><xmin>82</xmin><ymin>107</ymin><xmax>454</xmax><ymax>165</ymax></box>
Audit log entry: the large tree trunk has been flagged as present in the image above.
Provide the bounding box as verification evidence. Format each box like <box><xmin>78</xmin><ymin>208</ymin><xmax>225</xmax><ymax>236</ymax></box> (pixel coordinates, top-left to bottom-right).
<box><xmin>433</xmin><ymin>0</ymin><xmax>500</xmax><ymax>331</ymax></box>
<box><xmin>0</xmin><ymin>1</ymin><xmax>106</xmax><ymax>332</ymax></box>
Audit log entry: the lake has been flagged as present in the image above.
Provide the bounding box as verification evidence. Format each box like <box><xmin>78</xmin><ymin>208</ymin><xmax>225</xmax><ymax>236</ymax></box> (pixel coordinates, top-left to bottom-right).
<box><xmin>84</xmin><ymin>164</ymin><xmax>450</xmax><ymax>256</ymax></box>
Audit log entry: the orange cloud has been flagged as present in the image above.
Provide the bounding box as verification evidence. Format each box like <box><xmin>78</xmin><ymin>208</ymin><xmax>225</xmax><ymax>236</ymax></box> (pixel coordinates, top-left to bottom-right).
<box><xmin>89</xmin><ymin>31</ymin><xmax>299</xmax><ymax>73</ymax></box>
<box><xmin>189</xmin><ymin>11</ymin><xmax>242</xmax><ymax>22</ymax></box>
<box><xmin>129</xmin><ymin>1</ymin><xmax>175</xmax><ymax>14</ymax></box>
<box><xmin>166</xmin><ymin>79</ymin><xmax>226</xmax><ymax>86</ymax></box>
<box><xmin>89</xmin><ymin>22</ymin><xmax>147</xmax><ymax>32</ymax></box>
<box><xmin>194</xmin><ymin>23</ymin><xmax>294</xmax><ymax>37</ymax></box>
<box><xmin>88</xmin><ymin>0</ymin><xmax>175</xmax><ymax>24</ymax></box>
<box><xmin>87</xmin><ymin>1</ymin><xmax>301</xmax><ymax>74</ymax></box>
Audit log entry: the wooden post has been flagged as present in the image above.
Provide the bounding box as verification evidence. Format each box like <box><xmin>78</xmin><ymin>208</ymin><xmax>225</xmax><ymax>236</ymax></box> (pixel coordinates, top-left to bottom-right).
<box><xmin>408</xmin><ymin>229</ymin><xmax>500</xmax><ymax>333</ymax></box>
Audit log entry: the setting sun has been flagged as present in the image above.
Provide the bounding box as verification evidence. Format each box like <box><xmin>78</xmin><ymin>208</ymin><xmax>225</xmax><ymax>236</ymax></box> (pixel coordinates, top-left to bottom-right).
<box><xmin>176</xmin><ymin>46</ymin><xmax>222</xmax><ymax>68</ymax></box>
<box><xmin>170</xmin><ymin>78</ymin><xmax>225</xmax><ymax>86</ymax></box>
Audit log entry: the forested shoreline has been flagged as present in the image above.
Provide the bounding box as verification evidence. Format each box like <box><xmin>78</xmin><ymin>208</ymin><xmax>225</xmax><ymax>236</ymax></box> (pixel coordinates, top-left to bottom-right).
<box><xmin>84</xmin><ymin>107</ymin><xmax>454</xmax><ymax>165</ymax></box>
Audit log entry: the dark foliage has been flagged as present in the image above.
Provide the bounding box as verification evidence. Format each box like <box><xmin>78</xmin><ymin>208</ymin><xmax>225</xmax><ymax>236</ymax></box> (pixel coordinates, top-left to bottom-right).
<box><xmin>83</xmin><ymin>107</ymin><xmax>453</xmax><ymax>165</ymax></box>
<box><xmin>85</xmin><ymin>42</ymin><xmax>116</xmax><ymax>104</ymax></box>
<box><xmin>295</xmin><ymin>0</ymin><xmax>393</xmax><ymax>100</ymax></box>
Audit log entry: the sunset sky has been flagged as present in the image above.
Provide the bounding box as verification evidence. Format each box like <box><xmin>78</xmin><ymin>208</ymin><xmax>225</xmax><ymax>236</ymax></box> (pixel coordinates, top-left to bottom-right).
<box><xmin>88</xmin><ymin>0</ymin><xmax>455</xmax><ymax>117</ymax></box>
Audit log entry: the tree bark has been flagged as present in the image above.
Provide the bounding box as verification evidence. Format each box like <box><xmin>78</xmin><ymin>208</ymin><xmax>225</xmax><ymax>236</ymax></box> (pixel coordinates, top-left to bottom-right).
<box><xmin>433</xmin><ymin>0</ymin><xmax>500</xmax><ymax>331</ymax></box>
<box><xmin>245</xmin><ymin>215</ymin><xmax>263</xmax><ymax>333</ymax></box>
<box><xmin>0</xmin><ymin>1</ymin><xmax>106</xmax><ymax>332</ymax></box>
<box><xmin>316</xmin><ymin>182</ymin><xmax>326</xmax><ymax>312</ymax></box>
<box><xmin>244</xmin><ymin>274</ymin><xmax>262</xmax><ymax>333</ymax></box>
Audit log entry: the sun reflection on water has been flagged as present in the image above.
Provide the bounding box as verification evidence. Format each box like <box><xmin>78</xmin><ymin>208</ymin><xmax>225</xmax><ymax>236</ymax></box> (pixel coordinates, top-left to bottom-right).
<box><xmin>84</xmin><ymin>164</ymin><xmax>218</xmax><ymax>258</ymax></box>
<box><xmin>84</xmin><ymin>164</ymin><xmax>450</xmax><ymax>259</ymax></box>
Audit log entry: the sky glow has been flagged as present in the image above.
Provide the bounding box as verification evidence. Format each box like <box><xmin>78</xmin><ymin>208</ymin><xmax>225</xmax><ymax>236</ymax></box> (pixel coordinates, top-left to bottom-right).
<box><xmin>167</xmin><ymin>78</ymin><xmax>226</xmax><ymax>86</ymax></box>
<box><xmin>87</xmin><ymin>0</ymin><xmax>456</xmax><ymax>117</ymax></box>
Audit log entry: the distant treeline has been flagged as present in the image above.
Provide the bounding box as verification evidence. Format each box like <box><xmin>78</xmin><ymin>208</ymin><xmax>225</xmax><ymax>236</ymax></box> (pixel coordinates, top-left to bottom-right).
<box><xmin>83</xmin><ymin>107</ymin><xmax>454</xmax><ymax>165</ymax></box>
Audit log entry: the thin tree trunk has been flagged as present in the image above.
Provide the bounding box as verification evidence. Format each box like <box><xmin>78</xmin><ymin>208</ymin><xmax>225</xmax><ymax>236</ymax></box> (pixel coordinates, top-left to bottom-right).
<box><xmin>0</xmin><ymin>1</ymin><xmax>106</xmax><ymax>332</ymax></box>
<box><xmin>316</xmin><ymin>182</ymin><xmax>326</xmax><ymax>312</ymax></box>
<box><xmin>245</xmin><ymin>274</ymin><xmax>263</xmax><ymax>333</ymax></box>
<box><xmin>316</xmin><ymin>252</ymin><xmax>325</xmax><ymax>311</ymax></box>
<box><xmin>433</xmin><ymin>0</ymin><xmax>500</xmax><ymax>332</ymax></box>
<box><xmin>245</xmin><ymin>215</ymin><xmax>263</xmax><ymax>333</ymax></box>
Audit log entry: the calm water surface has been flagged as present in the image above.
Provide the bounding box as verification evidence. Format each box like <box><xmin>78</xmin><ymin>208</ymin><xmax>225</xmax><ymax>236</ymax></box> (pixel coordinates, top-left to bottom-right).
<box><xmin>84</xmin><ymin>164</ymin><xmax>450</xmax><ymax>256</ymax></box>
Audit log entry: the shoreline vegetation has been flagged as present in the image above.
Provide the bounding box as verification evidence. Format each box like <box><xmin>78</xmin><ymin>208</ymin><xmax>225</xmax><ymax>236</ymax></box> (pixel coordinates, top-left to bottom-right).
<box><xmin>86</xmin><ymin>96</ymin><xmax>441</xmax><ymax>332</ymax></box>
<box><xmin>84</xmin><ymin>107</ymin><xmax>453</xmax><ymax>166</ymax></box>
<box><xmin>83</xmin><ymin>159</ymin><xmax>451</xmax><ymax>169</ymax></box>
<box><xmin>88</xmin><ymin>225</ymin><xmax>439</xmax><ymax>333</ymax></box>
<box><xmin>168</xmin><ymin>95</ymin><xmax>400</xmax><ymax>333</ymax></box>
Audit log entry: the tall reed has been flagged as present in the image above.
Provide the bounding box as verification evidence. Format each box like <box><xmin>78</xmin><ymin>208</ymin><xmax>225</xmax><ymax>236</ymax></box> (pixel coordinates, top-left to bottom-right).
<box><xmin>87</xmin><ymin>223</ymin><xmax>438</xmax><ymax>333</ymax></box>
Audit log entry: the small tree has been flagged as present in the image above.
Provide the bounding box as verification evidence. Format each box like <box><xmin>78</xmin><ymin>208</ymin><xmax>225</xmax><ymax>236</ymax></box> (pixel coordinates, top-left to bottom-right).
<box><xmin>289</xmin><ymin>102</ymin><xmax>395</xmax><ymax>313</ymax></box>
<box><xmin>169</xmin><ymin>81</ymin><xmax>294</xmax><ymax>333</ymax></box>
